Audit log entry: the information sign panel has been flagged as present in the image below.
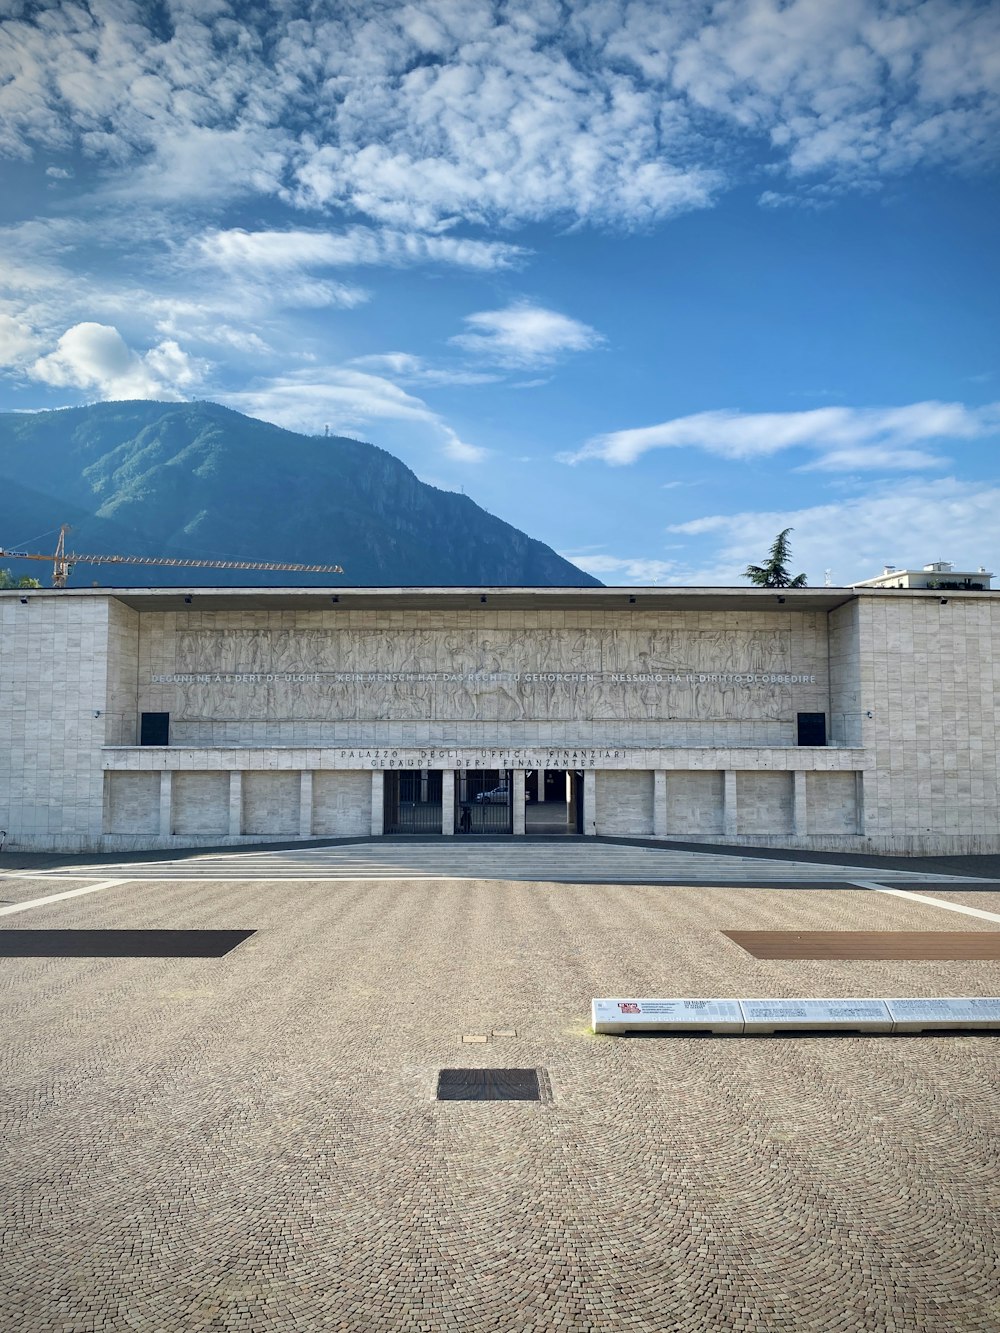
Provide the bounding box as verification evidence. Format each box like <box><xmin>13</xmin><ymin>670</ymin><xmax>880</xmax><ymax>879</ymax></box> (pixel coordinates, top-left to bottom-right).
<box><xmin>591</xmin><ymin>998</ymin><xmax>744</xmax><ymax>1035</ymax></box>
<box><xmin>885</xmin><ymin>997</ymin><xmax>1000</xmax><ymax>1032</ymax></box>
<box><xmin>739</xmin><ymin>998</ymin><xmax>892</xmax><ymax>1033</ymax></box>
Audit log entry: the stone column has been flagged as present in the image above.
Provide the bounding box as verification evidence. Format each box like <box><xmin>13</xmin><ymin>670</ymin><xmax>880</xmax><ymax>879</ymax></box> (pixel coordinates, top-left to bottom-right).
<box><xmin>537</xmin><ymin>770</ymin><xmax>546</xmax><ymax>803</ymax></box>
<box><xmin>723</xmin><ymin>770</ymin><xmax>738</xmax><ymax>837</ymax></box>
<box><xmin>158</xmin><ymin>770</ymin><xmax>172</xmax><ymax>839</ymax></box>
<box><xmin>299</xmin><ymin>771</ymin><xmax>313</xmax><ymax>839</ymax></box>
<box><xmin>792</xmin><ymin>771</ymin><xmax>808</xmax><ymax>837</ymax></box>
<box><xmin>229</xmin><ymin>771</ymin><xmax>242</xmax><ymax>837</ymax></box>
<box><xmin>513</xmin><ymin>770</ymin><xmax>526</xmax><ymax>835</ymax></box>
<box><xmin>583</xmin><ymin>770</ymin><xmax>597</xmax><ymax>836</ymax></box>
<box><xmin>441</xmin><ymin>770</ymin><xmax>455</xmax><ymax>836</ymax></box>
<box><xmin>855</xmin><ymin>771</ymin><xmax>866</xmax><ymax>835</ymax></box>
<box><xmin>370</xmin><ymin>771</ymin><xmax>384</xmax><ymax>836</ymax></box>
<box><xmin>653</xmin><ymin>770</ymin><xmax>667</xmax><ymax>837</ymax></box>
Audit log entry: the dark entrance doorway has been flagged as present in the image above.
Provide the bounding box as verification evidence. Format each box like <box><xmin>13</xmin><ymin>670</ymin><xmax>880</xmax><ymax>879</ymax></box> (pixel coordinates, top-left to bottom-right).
<box><xmin>797</xmin><ymin>712</ymin><xmax>827</xmax><ymax>746</ymax></box>
<box><xmin>524</xmin><ymin>769</ymin><xmax>583</xmax><ymax>834</ymax></box>
<box><xmin>455</xmin><ymin>769</ymin><xmax>514</xmax><ymax>835</ymax></box>
<box><xmin>384</xmin><ymin>770</ymin><xmax>443</xmax><ymax>833</ymax></box>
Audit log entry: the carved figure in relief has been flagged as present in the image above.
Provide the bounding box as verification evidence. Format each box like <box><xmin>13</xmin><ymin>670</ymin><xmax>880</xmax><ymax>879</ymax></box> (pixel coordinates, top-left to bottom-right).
<box><xmin>748</xmin><ymin>629</ymin><xmax>788</xmax><ymax>673</ymax></box>
<box><xmin>471</xmin><ymin>637</ymin><xmax>524</xmax><ymax>721</ymax></box>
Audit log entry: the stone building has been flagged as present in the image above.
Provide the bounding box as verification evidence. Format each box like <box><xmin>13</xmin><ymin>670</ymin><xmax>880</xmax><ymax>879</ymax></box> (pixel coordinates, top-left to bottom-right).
<box><xmin>1</xmin><ymin>584</ymin><xmax>997</xmax><ymax>855</ymax></box>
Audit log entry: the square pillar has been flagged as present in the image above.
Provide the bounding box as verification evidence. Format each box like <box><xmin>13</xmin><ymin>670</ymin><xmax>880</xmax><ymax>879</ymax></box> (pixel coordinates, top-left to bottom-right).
<box><xmin>513</xmin><ymin>770</ymin><xmax>526</xmax><ymax>835</ymax></box>
<box><xmin>299</xmin><ymin>771</ymin><xmax>313</xmax><ymax>839</ymax></box>
<box><xmin>370</xmin><ymin>771</ymin><xmax>384</xmax><ymax>836</ymax></box>
<box><xmin>583</xmin><ymin>770</ymin><xmax>597</xmax><ymax>836</ymax></box>
<box><xmin>537</xmin><ymin>770</ymin><xmax>546</xmax><ymax>803</ymax></box>
<box><xmin>159</xmin><ymin>770</ymin><xmax>172</xmax><ymax>838</ymax></box>
<box><xmin>653</xmin><ymin>770</ymin><xmax>667</xmax><ymax>837</ymax></box>
<box><xmin>441</xmin><ymin>770</ymin><xmax>455</xmax><ymax>835</ymax></box>
<box><xmin>723</xmin><ymin>770</ymin><xmax>738</xmax><ymax>837</ymax></box>
<box><xmin>229</xmin><ymin>771</ymin><xmax>242</xmax><ymax>837</ymax></box>
<box><xmin>792</xmin><ymin>771</ymin><xmax>808</xmax><ymax>836</ymax></box>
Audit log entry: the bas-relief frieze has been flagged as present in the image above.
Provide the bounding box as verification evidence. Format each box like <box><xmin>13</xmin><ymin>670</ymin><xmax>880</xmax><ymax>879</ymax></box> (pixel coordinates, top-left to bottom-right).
<box><xmin>155</xmin><ymin>627</ymin><xmax>824</xmax><ymax>723</ymax></box>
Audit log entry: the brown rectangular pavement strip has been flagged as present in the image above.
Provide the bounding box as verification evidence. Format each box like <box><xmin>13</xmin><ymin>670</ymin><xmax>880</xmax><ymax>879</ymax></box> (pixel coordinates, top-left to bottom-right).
<box><xmin>436</xmin><ymin>1068</ymin><xmax>541</xmax><ymax>1101</ymax></box>
<box><xmin>0</xmin><ymin>929</ymin><xmax>255</xmax><ymax>958</ymax></box>
<box><xmin>724</xmin><ymin>930</ymin><xmax>1000</xmax><ymax>960</ymax></box>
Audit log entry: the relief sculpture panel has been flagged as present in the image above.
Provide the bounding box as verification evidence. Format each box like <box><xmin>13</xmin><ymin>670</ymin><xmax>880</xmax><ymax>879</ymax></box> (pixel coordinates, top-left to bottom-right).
<box><xmin>160</xmin><ymin>624</ymin><xmax>820</xmax><ymax>723</ymax></box>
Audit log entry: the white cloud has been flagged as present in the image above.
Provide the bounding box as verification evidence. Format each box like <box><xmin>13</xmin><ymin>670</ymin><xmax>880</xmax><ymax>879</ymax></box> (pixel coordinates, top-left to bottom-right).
<box><xmin>348</xmin><ymin>352</ymin><xmax>500</xmax><ymax>386</ymax></box>
<box><xmin>193</xmin><ymin>227</ymin><xmax>524</xmax><ymax>272</ymax></box>
<box><xmin>452</xmin><ymin>302</ymin><xmax>602</xmax><ymax>368</ymax></box>
<box><xmin>561</xmin><ymin>553</ymin><xmax>681</xmax><ymax>585</ymax></box>
<box><xmin>221</xmin><ymin>365</ymin><xmax>488</xmax><ymax>463</ymax></box>
<box><xmin>2</xmin><ymin>2</ymin><xmax>997</xmax><ymax>228</ymax></box>
<box><xmin>567</xmin><ymin>401</ymin><xmax>1000</xmax><ymax>466</ymax></box>
<box><xmin>665</xmin><ymin>478</ymin><xmax>1000</xmax><ymax>586</ymax></box>
<box><xmin>0</xmin><ymin>314</ymin><xmax>43</xmax><ymax>367</ymax></box>
<box><xmin>29</xmin><ymin>323</ymin><xmax>207</xmax><ymax>400</ymax></box>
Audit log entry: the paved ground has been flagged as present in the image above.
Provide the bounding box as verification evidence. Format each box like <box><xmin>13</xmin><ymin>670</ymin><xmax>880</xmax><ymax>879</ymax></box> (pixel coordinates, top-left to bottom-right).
<box><xmin>2</xmin><ymin>847</ymin><xmax>999</xmax><ymax>1331</ymax></box>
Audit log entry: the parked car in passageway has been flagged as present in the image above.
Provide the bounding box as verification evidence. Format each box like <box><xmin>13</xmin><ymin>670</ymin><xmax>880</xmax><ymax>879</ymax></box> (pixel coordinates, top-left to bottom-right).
<box><xmin>474</xmin><ymin>784</ymin><xmax>510</xmax><ymax>803</ymax></box>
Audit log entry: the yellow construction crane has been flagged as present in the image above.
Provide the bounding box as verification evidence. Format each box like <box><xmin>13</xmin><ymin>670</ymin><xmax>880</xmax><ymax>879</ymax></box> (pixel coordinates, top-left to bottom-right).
<box><xmin>0</xmin><ymin>525</ymin><xmax>344</xmax><ymax>587</ymax></box>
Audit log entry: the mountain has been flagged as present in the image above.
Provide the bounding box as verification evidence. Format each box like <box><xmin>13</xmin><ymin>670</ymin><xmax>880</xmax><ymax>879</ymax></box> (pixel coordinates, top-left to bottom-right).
<box><xmin>0</xmin><ymin>401</ymin><xmax>601</xmax><ymax>588</ymax></box>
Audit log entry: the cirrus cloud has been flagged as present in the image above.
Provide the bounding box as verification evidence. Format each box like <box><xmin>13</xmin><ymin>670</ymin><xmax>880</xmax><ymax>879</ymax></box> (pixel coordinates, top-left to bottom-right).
<box><xmin>221</xmin><ymin>365</ymin><xmax>489</xmax><ymax>463</ymax></box>
<box><xmin>192</xmin><ymin>226</ymin><xmax>525</xmax><ymax>273</ymax></box>
<box><xmin>566</xmin><ymin>401</ymin><xmax>1000</xmax><ymax>468</ymax></box>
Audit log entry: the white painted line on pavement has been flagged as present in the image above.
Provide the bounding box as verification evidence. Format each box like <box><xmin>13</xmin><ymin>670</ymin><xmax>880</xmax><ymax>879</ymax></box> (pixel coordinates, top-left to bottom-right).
<box><xmin>853</xmin><ymin>881</ymin><xmax>1000</xmax><ymax>926</ymax></box>
<box><xmin>0</xmin><ymin>879</ymin><xmax>131</xmax><ymax>917</ymax></box>
<box><xmin>0</xmin><ymin>872</ymin><xmax>81</xmax><ymax>880</ymax></box>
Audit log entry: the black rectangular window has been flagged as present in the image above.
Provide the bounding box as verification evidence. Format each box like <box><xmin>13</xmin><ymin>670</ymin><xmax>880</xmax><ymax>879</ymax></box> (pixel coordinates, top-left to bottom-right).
<box><xmin>140</xmin><ymin>711</ymin><xmax>169</xmax><ymax>746</ymax></box>
<box><xmin>797</xmin><ymin>712</ymin><xmax>826</xmax><ymax>746</ymax></box>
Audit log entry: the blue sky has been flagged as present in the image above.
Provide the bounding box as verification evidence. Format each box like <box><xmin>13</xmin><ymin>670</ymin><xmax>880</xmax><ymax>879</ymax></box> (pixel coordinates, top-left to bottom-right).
<box><xmin>1</xmin><ymin>0</ymin><xmax>998</xmax><ymax>585</ymax></box>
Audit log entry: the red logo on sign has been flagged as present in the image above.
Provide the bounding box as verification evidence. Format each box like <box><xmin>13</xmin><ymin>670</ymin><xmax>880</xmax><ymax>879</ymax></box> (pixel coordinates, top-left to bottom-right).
<box><xmin>619</xmin><ymin>1002</ymin><xmax>640</xmax><ymax>1013</ymax></box>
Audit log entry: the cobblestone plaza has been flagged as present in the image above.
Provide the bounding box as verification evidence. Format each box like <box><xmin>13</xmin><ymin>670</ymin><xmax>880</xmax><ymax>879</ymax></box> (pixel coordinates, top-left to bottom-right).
<box><xmin>2</xmin><ymin>844</ymin><xmax>999</xmax><ymax>1331</ymax></box>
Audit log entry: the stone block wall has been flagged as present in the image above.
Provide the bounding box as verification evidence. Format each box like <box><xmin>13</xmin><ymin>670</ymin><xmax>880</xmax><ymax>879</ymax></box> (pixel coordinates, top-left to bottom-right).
<box><xmin>861</xmin><ymin>594</ymin><xmax>1000</xmax><ymax>850</ymax></box>
<box><xmin>104</xmin><ymin>599</ymin><xmax>139</xmax><ymax>746</ymax></box>
<box><xmin>595</xmin><ymin>770</ymin><xmax>654</xmax><ymax>836</ymax></box>
<box><xmin>312</xmin><ymin>771</ymin><xmax>371</xmax><ymax>836</ymax></box>
<box><xmin>806</xmin><ymin>771</ymin><xmax>859</xmax><ymax>834</ymax></box>
<box><xmin>0</xmin><ymin>594</ymin><xmax>109</xmax><ymax>848</ymax></box>
<box><xmin>665</xmin><ymin>771</ymin><xmax>725</xmax><ymax>835</ymax></box>
<box><xmin>829</xmin><ymin>601</ymin><xmax>864</xmax><ymax>748</ymax></box>
<box><xmin>105</xmin><ymin>771</ymin><xmax>159</xmax><ymax>835</ymax></box>
<box><xmin>736</xmin><ymin>771</ymin><xmax>793</xmax><ymax>835</ymax></box>
<box><xmin>242</xmin><ymin>772</ymin><xmax>301</xmax><ymax>836</ymax></box>
<box><xmin>173</xmin><ymin>772</ymin><xmax>229</xmax><ymax>837</ymax></box>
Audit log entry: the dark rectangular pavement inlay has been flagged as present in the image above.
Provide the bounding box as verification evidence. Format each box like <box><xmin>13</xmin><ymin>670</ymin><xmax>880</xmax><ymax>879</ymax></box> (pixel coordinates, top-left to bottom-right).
<box><xmin>437</xmin><ymin>1068</ymin><xmax>541</xmax><ymax>1101</ymax></box>
<box><xmin>0</xmin><ymin>929</ymin><xmax>255</xmax><ymax>958</ymax></box>
<box><xmin>724</xmin><ymin>930</ymin><xmax>1000</xmax><ymax>960</ymax></box>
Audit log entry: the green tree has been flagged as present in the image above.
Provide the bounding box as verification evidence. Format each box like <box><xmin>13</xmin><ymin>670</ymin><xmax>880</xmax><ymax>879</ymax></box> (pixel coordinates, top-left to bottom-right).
<box><xmin>0</xmin><ymin>570</ymin><xmax>42</xmax><ymax>590</ymax></box>
<box><xmin>744</xmin><ymin>528</ymin><xmax>807</xmax><ymax>588</ymax></box>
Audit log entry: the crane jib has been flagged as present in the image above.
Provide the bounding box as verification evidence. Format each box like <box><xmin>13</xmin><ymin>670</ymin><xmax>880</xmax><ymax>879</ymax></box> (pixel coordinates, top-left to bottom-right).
<box><xmin>67</xmin><ymin>554</ymin><xmax>344</xmax><ymax>573</ymax></box>
<box><xmin>0</xmin><ymin>543</ymin><xmax>344</xmax><ymax>579</ymax></box>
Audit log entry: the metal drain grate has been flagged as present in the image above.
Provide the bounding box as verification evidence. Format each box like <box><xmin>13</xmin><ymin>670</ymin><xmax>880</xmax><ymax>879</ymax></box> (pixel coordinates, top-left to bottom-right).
<box><xmin>0</xmin><ymin>929</ymin><xmax>255</xmax><ymax>958</ymax></box>
<box><xmin>723</xmin><ymin>931</ymin><xmax>1000</xmax><ymax>961</ymax></box>
<box><xmin>437</xmin><ymin>1068</ymin><xmax>541</xmax><ymax>1101</ymax></box>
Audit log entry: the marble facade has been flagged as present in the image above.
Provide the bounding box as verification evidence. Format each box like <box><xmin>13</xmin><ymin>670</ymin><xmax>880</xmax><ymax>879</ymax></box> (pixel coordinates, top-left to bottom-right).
<box><xmin>1</xmin><ymin>585</ymin><xmax>997</xmax><ymax>854</ymax></box>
